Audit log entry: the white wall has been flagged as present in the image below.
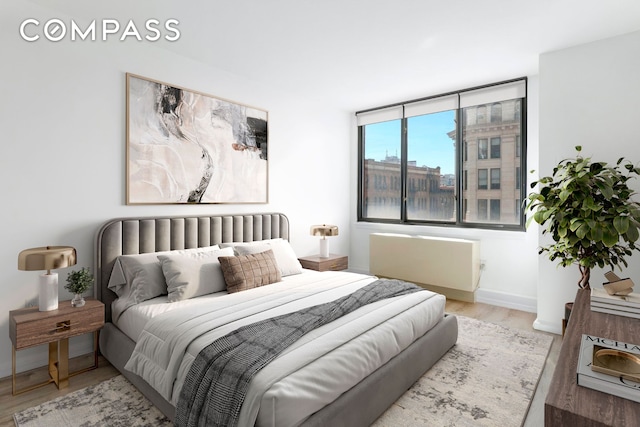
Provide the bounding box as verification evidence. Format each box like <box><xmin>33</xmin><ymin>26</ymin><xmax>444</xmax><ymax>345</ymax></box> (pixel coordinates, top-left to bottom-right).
<box><xmin>0</xmin><ymin>1</ymin><xmax>351</xmax><ymax>378</ymax></box>
<box><xmin>536</xmin><ymin>30</ymin><xmax>640</xmax><ymax>333</ymax></box>
<box><xmin>348</xmin><ymin>78</ymin><xmax>542</xmax><ymax>314</ymax></box>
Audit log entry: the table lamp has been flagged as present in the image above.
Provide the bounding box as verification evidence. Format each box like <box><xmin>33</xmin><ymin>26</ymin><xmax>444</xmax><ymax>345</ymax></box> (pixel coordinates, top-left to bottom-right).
<box><xmin>310</xmin><ymin>224</ymin><xmax>338</xmax><ymax>258</ymax></box>
<box><xmin>18</xmin><ymin>246</ymin><xmax>77</xmax><ymax>311</ymax></box>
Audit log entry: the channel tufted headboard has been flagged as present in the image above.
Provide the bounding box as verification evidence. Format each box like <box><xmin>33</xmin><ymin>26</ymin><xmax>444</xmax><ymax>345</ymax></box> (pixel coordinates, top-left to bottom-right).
<box><xmin>95</xmin><ymin>213</ymin><xmax>290</xmax><ymax>322</ymax></box>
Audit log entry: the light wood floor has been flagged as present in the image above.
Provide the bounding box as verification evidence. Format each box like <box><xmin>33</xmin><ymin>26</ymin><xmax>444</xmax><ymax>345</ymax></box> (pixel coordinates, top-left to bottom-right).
<box><xmin>0</xmin><ymin>300</ymin><xmax>561</xmax><ymax>427</ymax></box>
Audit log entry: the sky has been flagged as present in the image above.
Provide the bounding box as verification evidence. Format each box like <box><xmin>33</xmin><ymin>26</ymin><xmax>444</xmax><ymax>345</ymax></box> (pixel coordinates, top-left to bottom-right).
<box><xmin>363</xmin><ymin>110</ymin><xmax>456</xmax><ymax>175</ymax></box>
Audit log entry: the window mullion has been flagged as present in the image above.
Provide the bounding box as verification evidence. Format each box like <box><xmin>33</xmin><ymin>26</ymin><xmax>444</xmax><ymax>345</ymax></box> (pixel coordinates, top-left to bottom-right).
<box><xmin>455</xmin><ymin>106</ymin><xmax>463</xmax><ymax>225</ymax></box>
<box><xmin>400</xmin><ymin>116</ymin><xmax>408</xmax><ymax>222</ymax></box>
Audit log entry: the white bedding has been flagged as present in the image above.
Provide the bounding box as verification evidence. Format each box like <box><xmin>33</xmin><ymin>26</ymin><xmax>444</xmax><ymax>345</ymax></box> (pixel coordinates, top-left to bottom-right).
<box><xmin>120</xmin><ymin>270</ymin><xmax>445</xmax><ymax>427</ymax></box>
<box><xmin>115</xmin><ymin>292</ymin><xmax>227</xmax><ymax>342</ymax></box>
<box><xmin>114</xmin><ymin>270</ymin><xmax>324</xmax><ymax>342</ymax></box>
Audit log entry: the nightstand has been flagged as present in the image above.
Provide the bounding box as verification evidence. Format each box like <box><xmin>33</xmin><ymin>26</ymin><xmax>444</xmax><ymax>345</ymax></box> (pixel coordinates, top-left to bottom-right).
<box><xmin>9</xmin><ymin>298</ymin><xmax>105</xmax><ymax>395</ymax></box>
<box><xmin>298</xmin><ymin>254</ymin><xmax>348</xmax><ymax>272</ymax></box>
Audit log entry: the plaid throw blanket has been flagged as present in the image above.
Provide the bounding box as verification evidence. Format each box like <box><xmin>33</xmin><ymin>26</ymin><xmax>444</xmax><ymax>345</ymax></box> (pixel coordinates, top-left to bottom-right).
<box><xmin>174</xmin><ymin>278</ymin><xmax>422</xmax><ymax>427</ymax></box>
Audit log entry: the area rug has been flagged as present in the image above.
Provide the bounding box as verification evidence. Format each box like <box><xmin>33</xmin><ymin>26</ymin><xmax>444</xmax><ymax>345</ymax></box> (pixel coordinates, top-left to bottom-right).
<box><xmin>14</xmin><ymin>316</ymin><xmax>553</xmax><ymax>427</ymax></box>
<box><xmin>372</xmin><ymin>316</ymin><xmax>553</xmax><ymax>427</ymax></box>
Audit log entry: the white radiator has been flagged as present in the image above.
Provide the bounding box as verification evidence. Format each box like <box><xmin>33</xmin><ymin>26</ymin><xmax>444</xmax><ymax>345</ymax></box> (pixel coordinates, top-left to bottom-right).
<box><xmin>369</xmin><ymin>233</ymin><xmax>480</xmax><ymax>302</ymax></box>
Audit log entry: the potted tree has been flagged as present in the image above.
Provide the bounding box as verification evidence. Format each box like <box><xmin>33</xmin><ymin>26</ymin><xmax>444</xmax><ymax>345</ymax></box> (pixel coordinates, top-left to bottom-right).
<box><xmin>526</xmin><ymin>146</ymin><xmax>640</xmax><ymax>289</ymax></box>
<box><xmin>65</xmin><ymin>267</ymin><xmax>94</xmax><ymax>307</ymax></box>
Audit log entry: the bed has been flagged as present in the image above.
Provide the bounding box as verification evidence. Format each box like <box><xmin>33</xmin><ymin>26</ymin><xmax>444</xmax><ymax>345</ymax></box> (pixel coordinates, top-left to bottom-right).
<box><xmin>95</xmin><ymin>213</ymin><xmax>458</xmax><ymax>426</ymax></box>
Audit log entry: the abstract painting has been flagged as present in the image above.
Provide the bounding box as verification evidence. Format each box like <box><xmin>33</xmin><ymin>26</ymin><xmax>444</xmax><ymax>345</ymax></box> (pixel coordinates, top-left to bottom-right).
<box><xmin>126</xmin><ymin>73</ymin><xmax>268</xmax><ymax>204</ymax></box>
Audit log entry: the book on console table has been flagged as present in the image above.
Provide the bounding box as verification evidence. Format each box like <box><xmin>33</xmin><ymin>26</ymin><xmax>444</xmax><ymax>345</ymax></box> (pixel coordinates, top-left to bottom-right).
<box><xmin>577</xmin><ymin>334</ymin><xmax>640</xmax><ymax>403</ymax></box>
<box><xmin>591</xmin><ymin>287</ymin><xmax>640</xmax><ymax>318</ymax></box>
<box><xmin>590</xmin><ymin>303</ymin><xmax>640</xmax><ymax>318</ymax></box>
<box><xmin>591</xmin><ymin>287</ymin><xmax>640</xmax><ymax>307</ymax></box>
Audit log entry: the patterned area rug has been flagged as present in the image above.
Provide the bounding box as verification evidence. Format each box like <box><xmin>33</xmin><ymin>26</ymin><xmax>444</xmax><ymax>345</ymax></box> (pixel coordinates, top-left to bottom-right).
<box><xmin>13</xmin><ymin>375</ymin><xmax>170</xmax><ymax>427</ymax></box>
<box><xmin>373</xmin><ymin>316</ymin><xmax>553</xmax><ymax>427</ymax></box>
<box><xmin>14</xmin><ymin>316</ymin><xmax>552</xmax><ymax>427</ymax></box>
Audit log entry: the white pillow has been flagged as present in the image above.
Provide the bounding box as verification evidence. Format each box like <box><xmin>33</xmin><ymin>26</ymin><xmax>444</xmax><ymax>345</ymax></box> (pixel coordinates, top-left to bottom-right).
<box><xmin>107</xmin><ymin>245</ymin><xmax>221</xmax><ymax>302</ymax></box>
<box><xmin>159</xmin><ymin>247</ymin><xmax>234</xmax><ymax>302</ymax></box>
<box><xmin>221</xmin><ymin>239</ymin><xmax>303</xmax><ymax>277</ymax></box>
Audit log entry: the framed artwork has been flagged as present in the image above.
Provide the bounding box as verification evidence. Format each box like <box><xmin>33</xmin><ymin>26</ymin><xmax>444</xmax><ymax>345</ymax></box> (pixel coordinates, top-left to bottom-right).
<box><xmin>126</xmin><ymin>73</ymin><xmax>268</xmax><ymax>204</ymax></box>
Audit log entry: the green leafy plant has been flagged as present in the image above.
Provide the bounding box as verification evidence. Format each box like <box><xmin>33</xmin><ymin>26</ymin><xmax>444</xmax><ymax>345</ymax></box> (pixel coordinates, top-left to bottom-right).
<box><xmin>65</xmin><ymin>267</ymin><xmax>94</xmax><ymax>295</ymax></box>
<box><xmin>526</xmin><ymin>146</ymin><xmax>640</xmax><ymax>289</ymax></box>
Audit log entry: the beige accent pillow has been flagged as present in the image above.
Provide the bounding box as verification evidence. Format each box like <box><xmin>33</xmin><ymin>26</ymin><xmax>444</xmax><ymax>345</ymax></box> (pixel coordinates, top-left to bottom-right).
<box><xmin>219</xmin><ymin>249</ymin><xmax>282</xmax><ymax>293</ymax></box>
<box><xmin>221</xmin><ymin>239</ymin><xmax>303</xmax><ymax>277</ymax></box>
<box><xmin>159</xmin><ymin>247</ymin><xmax>234</xmax><ymax>302</ymax></box>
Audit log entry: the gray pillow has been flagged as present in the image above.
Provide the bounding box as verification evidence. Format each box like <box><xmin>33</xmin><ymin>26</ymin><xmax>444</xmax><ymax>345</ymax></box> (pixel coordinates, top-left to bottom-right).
<box><xmin>107</xmin><ymin>245</ymin><xmax>221</xmax><ymax>303</ymax></box>
<box><xmin>159</xmin><ymin>247</ymin><xmax>234</xmax><ymax>302</ymax></box>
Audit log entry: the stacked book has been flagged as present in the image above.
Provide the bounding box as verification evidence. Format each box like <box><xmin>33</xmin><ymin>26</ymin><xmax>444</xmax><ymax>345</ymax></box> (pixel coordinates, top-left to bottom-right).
<box><xmin>591</xmin><ymin>286</ymin><xmax>640</xmax><ymax>319</ymax></box>
<box><xmin>577</xmin><ymin>334</ymin><xmax>640</xmax><ymax>402</ymax></box>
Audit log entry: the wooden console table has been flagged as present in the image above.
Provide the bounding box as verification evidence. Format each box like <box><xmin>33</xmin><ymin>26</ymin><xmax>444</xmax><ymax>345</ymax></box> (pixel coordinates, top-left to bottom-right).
<box><xmin>545</xmin><ymin>288</ymin><xmax>640</xmax><ymax>426</ymax></box>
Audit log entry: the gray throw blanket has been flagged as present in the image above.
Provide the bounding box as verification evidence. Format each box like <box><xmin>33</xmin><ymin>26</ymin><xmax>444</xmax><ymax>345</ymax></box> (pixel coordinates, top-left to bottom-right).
<box><xmin>174</xmin><ymin>278</ymin><xmax>422</xmax><ymax>427</ymax></box>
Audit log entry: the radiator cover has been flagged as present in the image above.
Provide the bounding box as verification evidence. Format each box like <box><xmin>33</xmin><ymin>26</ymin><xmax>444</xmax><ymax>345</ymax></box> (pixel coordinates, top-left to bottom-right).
<box><xmin>369</xmin><ymin>233</ymin><xmax>480</xmax><ymax>302</ymax></box>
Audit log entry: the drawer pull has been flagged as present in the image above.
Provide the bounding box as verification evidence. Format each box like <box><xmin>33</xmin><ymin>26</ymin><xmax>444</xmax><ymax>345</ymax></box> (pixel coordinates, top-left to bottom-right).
<box><xmin>53</xmin><ymin>321</ymin><xmax>79</xmax><ymax>332</ymax></box>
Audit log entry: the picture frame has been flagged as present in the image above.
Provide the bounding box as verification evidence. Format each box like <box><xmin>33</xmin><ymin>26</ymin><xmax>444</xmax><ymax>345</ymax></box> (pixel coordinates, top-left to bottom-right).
<box><xmin>126</xmin><ymin>73</ymin><xmax>268</xmax><ymax>204</ymax></box>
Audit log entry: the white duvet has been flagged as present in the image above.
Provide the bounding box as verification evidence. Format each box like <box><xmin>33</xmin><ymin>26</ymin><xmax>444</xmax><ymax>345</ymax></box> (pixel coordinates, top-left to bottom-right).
<box><xmin>123</xmin><ymin>271</ymin><xmax>445</xmax><ymax>427</ymax></box>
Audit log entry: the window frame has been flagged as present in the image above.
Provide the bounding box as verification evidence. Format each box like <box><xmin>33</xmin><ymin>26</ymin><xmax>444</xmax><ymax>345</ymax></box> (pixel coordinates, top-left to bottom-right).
<box><xmin>356</xmin><ymin>78</ymin><xmax>527</xmax><ymax>231</ymax></box>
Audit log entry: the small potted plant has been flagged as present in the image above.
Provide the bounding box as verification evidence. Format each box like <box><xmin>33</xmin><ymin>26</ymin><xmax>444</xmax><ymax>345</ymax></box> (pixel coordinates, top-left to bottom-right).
<box><xmin>65</xmin><ymin>267</ymin><xmax>94</xmax><ymax>307</ymax></box>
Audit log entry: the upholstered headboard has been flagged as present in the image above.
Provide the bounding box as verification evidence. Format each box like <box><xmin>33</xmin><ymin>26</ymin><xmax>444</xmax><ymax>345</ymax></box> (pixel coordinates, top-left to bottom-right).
<box><xmin>95</xmin><ymin>213</ymin><xmax>290</xmax><ymax>322</ymax></box>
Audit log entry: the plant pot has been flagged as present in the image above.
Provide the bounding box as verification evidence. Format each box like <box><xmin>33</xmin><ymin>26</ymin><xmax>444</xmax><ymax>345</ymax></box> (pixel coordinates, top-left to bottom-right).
<box><xmin>562</xmin><ymin>302</ymin><xmax>573</xmax><ymax>337</ymax></box>
<box><xmin>71</xmin><ymin>293</ymin><xmax>85</xmax><ymax>307</ymax></box>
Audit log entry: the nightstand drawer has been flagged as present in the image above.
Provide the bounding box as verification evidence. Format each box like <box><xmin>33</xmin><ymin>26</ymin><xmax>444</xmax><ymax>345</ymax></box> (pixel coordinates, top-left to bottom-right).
<box><xmin>10</xmin><ymin>299</ymin><xmax>104</xmax><ymax>350</ymax></box>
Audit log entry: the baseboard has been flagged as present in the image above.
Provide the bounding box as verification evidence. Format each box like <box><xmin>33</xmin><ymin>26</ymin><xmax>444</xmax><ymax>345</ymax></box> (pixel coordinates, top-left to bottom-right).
<box><xmin>419</xmin><ymin>283</ymin><xmax>477</xmax><ymax>303</ymax></box>
<box><xmin>361</xmin><ymin>266</ymin><xmax>539</xmax><ymax>314</ymax></box>
<box><xmin>475</xmin><ymin>288</ymin><xmax>537</xmax><ymax>313</ymax></box>
<box><xmin>532</xmin><ymin>318</ymin><xmax>563</xmax><ymax>335</ymax></box>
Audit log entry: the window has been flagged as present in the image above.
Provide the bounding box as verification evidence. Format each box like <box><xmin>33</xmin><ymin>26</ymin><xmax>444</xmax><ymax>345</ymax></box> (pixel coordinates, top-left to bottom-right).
<box><xmin>490</xmin><ymin>168</ymin><xmax>500</xmax><ymax>190</ymax></box>
<box><xmin>478</xmin><ymin>139</ymin><xmax>488</xmax><ymax>159</ymax></box>
<box><xmin>490</xmin><ymin>137</ymin><xmax>501</xmax><ymax>159</ymax></box>
<box><xmin>478</xmin><ymin>169</ymin><xmax>488</xmax><ymax>190</ymax></box>
<box><xmin>357</xmin><ymin>78</ymin><xmax>526</xmax><ymax>230</ymax></box>
<box><xmin>477</xmin><ymin>105</ymin><xmax>486</xmax><ymax>124</ymax></box>
<box><xmin>490</xmin><ymin>103</ymin><xmax>502</xmax><ymax>123</ymax></box>
<box><xmin>490</xmin><ymin>200</ymin><xmax>501</xmax><ymax>221</ymax></box>
<box><xmin>360</xmin><ymin>118</ymin><xmax>401</xmax><ymax>219</ymax></box>
<box><xmin>478</xmin><ymin>199</ymin><xmax>488</xmax><ymax>220</ymax></box>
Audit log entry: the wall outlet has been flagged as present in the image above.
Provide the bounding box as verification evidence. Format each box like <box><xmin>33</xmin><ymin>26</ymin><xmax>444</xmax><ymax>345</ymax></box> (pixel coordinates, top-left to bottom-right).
<box><xmin>25</xmin><ymin>297</ymin><xmax>38</xmax><ymax>308</ymax></box>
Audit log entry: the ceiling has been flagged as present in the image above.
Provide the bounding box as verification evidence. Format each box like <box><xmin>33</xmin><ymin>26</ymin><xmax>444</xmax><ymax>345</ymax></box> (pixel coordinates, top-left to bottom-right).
<box><xmin>26</xmin><ymin>0</ymin><xmax>640</xmax><ymax>111</ymax></box>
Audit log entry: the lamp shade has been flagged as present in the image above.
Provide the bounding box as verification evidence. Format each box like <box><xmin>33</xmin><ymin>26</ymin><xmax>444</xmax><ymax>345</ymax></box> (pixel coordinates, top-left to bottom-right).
<box><xmin>310</xmin><ymin>225</ymin><xmax>339</xmax><ymax>237</ymax></box>
<box><xmin>18</xmin><ymin>246</ymin><xmax>77</xmax><ymax>272</ymax></box>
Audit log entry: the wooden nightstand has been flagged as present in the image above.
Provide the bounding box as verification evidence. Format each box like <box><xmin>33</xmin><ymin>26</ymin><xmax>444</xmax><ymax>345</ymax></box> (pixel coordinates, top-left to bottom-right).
<box><xmin>298</xmin><ymin>254</ymin><xmax>348</xmax><ymax>272</ymax></box>
<box><xmin>9</xmin><ymin>298</ymin><xmax>104</xmax><ymax>395</ymax></box>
